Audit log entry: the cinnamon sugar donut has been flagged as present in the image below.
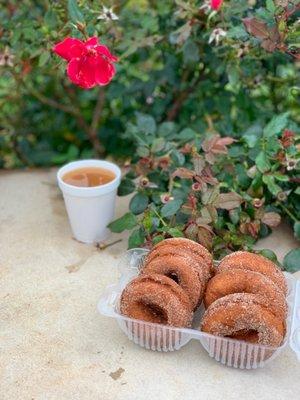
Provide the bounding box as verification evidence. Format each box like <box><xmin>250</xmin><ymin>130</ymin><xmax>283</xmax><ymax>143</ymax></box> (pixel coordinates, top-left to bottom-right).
<box><xmin>217</xmin><ymin>251</ymin><xmax>287</xmax><ymax>295</ymax></box>
<box><xmin>153</xmin><ymin>238</ymin><xmax>213</xmax><ymax>273</ymax></box>
<box><xmin>201</xmin><ymin>293</ymin><xmax>285</xmax><ymax>347</ymax></box>
<box><xmin>146</xmin><ymin>244</ymin><xmax>211</xmax><ymax>283</ymax></box>
<box><xmin>204</xmin><ymin>270</ymin><xmax>287</xmax><ymax>320</ymax></box>
<box><xmin>142</xmin><ymin>254</ymin><xmax>203</xmax><ymax>309</ymax></box>
<box><xmin>120</xmin><ymin>274</ymin><xmax>193</xmax><ymax>327</ymax></box>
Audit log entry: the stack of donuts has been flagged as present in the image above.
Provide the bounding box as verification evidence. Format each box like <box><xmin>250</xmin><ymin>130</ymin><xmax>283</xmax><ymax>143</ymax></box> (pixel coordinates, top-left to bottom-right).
<box><xmin>201</xmin><ymin>251</ymin><xmax>287</xmax><ymax>347</ymax></box>
<box><xmin>120</xmin><ymin>239</ymin><xmax>288</xmax><ymax>347</ymax></box>
<box><xmin>120</xmin><ymin>238</ymin><xmax>213</xmax><ymax>328</ymax></box>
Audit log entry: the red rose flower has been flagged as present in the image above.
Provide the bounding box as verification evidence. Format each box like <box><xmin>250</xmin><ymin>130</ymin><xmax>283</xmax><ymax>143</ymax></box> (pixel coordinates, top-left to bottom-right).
<box><xmin>53</xmin><ymin>37</ymin><xmax>118</xmax><ymax>89</ymax></box>
<box><xmin>210</xmin><ymin>0</ymin><xmax>223</xmax><ymax>10</ymax></box>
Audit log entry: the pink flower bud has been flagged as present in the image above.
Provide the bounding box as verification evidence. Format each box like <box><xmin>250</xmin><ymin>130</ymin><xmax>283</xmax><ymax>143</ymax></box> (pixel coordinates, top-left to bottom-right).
<box><xmin>210</xmin><ymin>0</ymin><xmax>223</xmax><ymax>11</ymax></box>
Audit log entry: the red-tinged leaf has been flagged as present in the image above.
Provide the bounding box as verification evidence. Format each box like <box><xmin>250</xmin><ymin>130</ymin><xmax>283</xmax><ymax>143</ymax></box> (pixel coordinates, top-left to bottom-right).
<box><xmin>172</xmin><ymin>167</ymin><xmax>194</xmax><ymax>179</ymax></box>
<box><xmin>262</xmin><ymin>212</ymin><xmax>281</xmax><ymax>227</ymax></box>
<box><xmin>201</xmin><ymin>137</ymin><xmax>215</xmax><ymax>153</ymax></box>
<box><xmin>261</xmin><ymin>39</ymin><xmax>277</xmax><ymax>52</ymax></box>
<box><xmin>211</xmin><ymin>143</ymin><xmax>228</xmax><ymax>154</ymax></box>
<box><xmin>269</xmin><ymin>26</ymin><xmax>280</xmax><ymax>42</ymax></box>
<box><xmin>197</xmin><ymin>226</ymin><xmax>213</xmax><ymax>251</ymax></box>
<box><xmin>243</xmin><ymin>18</ymin><xmax>269</xmax><ymax>39</ymax></box>
<box><xmin>216</xmin><ymin>192</ymin><xmax>243</xmax><ymax>210</ymax></box>
<box><xmin>204</xmin><ymin>152</ymin><xmax>216</xmax><ymax>165</ymax></box>
<box><xmin>184</xmin><ymin>223</ymin><xmax>198</xmax><ymax>241</ymax></box>
<box><xmin>217</xmin><ymin>137</ymin><xmax>236</xmax><ymax>146</ymax></box>
<box><xmin>192</xmin><ymin>155</ymin><xmax>206</xmax><ymax>175</ymax></box>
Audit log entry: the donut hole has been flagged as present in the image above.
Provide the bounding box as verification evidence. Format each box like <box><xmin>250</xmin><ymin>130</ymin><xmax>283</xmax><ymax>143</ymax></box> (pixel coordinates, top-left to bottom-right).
<box><xmin>229</xmin><ymin>329</ymin><xmax>259</xmax><ymax>343</ymax></box>
<box><xmin>136</xmin><ymin>301</ymin><xmax>168</xmax><ymax>324</ymax></box>
<box><xmin>166</xmin><ymin>271</ymin><xmax>180</xmax><ymax>284</ymax></box>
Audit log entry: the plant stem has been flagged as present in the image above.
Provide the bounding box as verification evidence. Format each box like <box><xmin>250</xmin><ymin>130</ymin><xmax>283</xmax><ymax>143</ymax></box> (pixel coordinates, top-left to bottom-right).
<box><xmin>96</xmin><ymin>239</ymin><xmax>122</xmax><ymax>250</ymax></box>
<box><xmin>152</xmin><ymin>207</ymin><xmax>167</xmax><ymax>227</ymax></box>
<box><xmin>278</xmin><ymin>202</ymin><xmax>298</xmax><ymax>222</ymax></box>
<box><xmin>60</xmin><ymin>83</ymin><xmax>105</xmax><ymax>156</ymax></box>
<box><xmin>166</xmin><ymin>73</ymin><xmax>203</xmax><ymax>121</ymax></box>
<box><xmin>89</xmin><ymin>87</ymin><xmax>106</xmax><ymax>156</ymax></box>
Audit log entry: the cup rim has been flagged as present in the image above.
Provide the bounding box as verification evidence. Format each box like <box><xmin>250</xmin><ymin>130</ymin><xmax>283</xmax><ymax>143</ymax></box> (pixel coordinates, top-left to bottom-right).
<box><xmin>57</xmin><ymin>159</ymin><xmax>121</xmax><ymax>197</ymax></box>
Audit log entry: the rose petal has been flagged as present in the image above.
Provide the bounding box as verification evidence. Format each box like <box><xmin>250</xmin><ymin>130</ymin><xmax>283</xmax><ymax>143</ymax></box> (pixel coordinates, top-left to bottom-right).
<box><xmin>53</xmin><ymin>38</ymin><xmax>85</xmax><ymax>61</ymax></box>
<box><xmin>85</xmin><ymin>36</ymin><xmax>99</xmax><ymax>47</ymax></box>
<box><xmin>95</xmin><ymin>44</ymin><xmax>118</xmax><ymax>62</ymax></box>
<box><xmin>67</xmin><ymin>58</ymin><xmax>81</xmax><ymax>85</ymax></box>
<box><xmin>94</xmin><ymin>56</ymin><xmax>116</xmax><ymax>85</ymax></box>
<box><xmin>67</xmin><ymin>57</ymin><xmax>96</xmax><ymax>89</ymax></box>
<box><xmin>78</xmin><ymin>56</ymin><xmax>98</xmax><ymax>88</ymax></box>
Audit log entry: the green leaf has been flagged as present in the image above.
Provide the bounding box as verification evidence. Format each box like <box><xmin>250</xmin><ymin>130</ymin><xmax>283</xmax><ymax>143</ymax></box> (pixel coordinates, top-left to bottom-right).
<box><xmin>178</xmin><ymin>128</ymin><xmax>196</xmax><ymax>142</ymax></box>
<box><xmin>129</xmin><ymin>193</ymin><xmax>149</xmax><ymax>215</ymax></box>
<box><xmin>152</xmin><ymin>235</ymin><xmax>164</xmax><ymax>245</ymax></box>
<box><xmin>243</xmin><ymin>124</ymin><xmax>262</xmax><ymax>148</ymax></box>
<box><xmin>108</xmin><ymin>212</ymin><xmax>137</xmax><ymax>233</ymax></box>
<box><xmin>118</xmin><ymin>178</ymin><xmax>135</xmax><ymax>196</ymax></box>
<box><xmin>258</xmin><ymin>249</ymin><xmax>278</xmax><ymax>263</ymax></box>
<box><xmin>294</xmin><ymin>222</ymin><xmax>300</xmax><ymax>240</ymax></box>
<box><xmin>136</xmin><ymin>146</ymin><xmax>150</xmax><ymax>157</ymax></box>
<box><xmin>44</xmin><ymin>10</ymin><xmax>58</xmax><ymax>28</ymax></box>
<box><xmin>255</xmin><ymin>151</ymin><xmax>271</xmax><ymax>173</ymax></box>
<box><xmin>128</xmin><ymin>228</ymin><xmax>145</xmax><ymax>249</ymax></box>
<box><xmin>227</xmin><ymin>65</ymin><xmax>240</xmax><ymax>91</ymax></box>
<box><xmin>168</xmin><ymin>227</ymin><xmax>184</xmax><ymax>237</ymax></box>
<box><xmin>243</xmin><ymin>133</ymin><xmax>259</xmax><ymax>148</ymax></box>
<box><xmin>161</xmin><ymin>199</ymin><xmax>183</xmax><ymax>218</ymax></box>
<box><xmin>170</xmin><ymin>150</ymin><xmax>185</xmax><ymax>166</ymax></box>
<box><xmin>265</xmin><ymin>136</ymin><xmax>281</xmax><ymax>156</ymax></box>
<box><xmin>283</xmin><ymin>248</ymin><xmax>300</xmax><ymax>272</ymax></box>
<box><xmin>38</xmin><ymin>52</ymin><xmax>50</xmax><ymax>67</ymax></box>
<box><xmin>259</xmin><ymin>223</ymin><xmax>271</xmax><ymax>238</ymax></box>
<box><xmin>136</xmin><ymin>113</ymin><xmax>156</xmax><ymax>135</ymax></box>
<box><xmin>262</xmin><ymin>175</ymin><xmax>282</xmax><ymax>196</ymax></box>
<box><xmin>183</xmin><ymin>39</ymin><xmax>199</xmax><ymax>64</ymax></box>
<box><xmin>157</xmin><ymin>122</ymin><xmax>177</xmax><ymax>137</ymax></box>
<box><xmin>68</xmin><ymin>0</ymin><xmax>85</xmax><ymax>23</ymax></box>
<box><xmin>273</xmin><ymin>173</ymin><xmax>289</xmax><ymax>182</ymax></box>
<box><xmin>229</xmin><ymin>208</ymin><xmax>240</xmax><ymax>225</ymax></box>
<box><xmin>263</xmin><ymin>112</ymin><xmax>289</xmax><ymax>138</ymax></box>
<box><xmin>227</xmin><ymin>25</ymin><xmax>248</xmax><ymax>40</ymax></box>
<box><xmin>266</xmin><ymin>0</ymin><xmax>276</xmax><ymax>13</ymax></box>
<box><xmin>151</xmin><ymin>138</ymin><xmax>165</xmax><ymax>153</ymax></box>
<box><xmin>294</xmin><ymin>187</ymin><xmax>300</xmax><ymax>195</ymax></box>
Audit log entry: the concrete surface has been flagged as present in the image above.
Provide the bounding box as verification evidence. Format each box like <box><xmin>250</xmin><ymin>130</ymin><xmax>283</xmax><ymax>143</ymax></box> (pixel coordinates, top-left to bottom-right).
<box><xmin>0</xmin><ymin>169</ymin><xmax>299</xmax><ymax>400</ymax></box>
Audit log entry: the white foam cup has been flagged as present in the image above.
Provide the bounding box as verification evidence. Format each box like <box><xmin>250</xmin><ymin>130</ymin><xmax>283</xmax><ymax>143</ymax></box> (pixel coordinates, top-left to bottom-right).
<box><xmin>57</xmin><ymin>159</ymin><xmax>121</xmax><ymax>243</ymax></box>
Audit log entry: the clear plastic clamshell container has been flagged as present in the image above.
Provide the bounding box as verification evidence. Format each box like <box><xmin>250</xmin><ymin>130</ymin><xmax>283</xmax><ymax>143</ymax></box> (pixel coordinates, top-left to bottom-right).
<box><xmin>98</xmin><ymin>248</ymin><xmax>300</xmax><ymax>369</ymax></box>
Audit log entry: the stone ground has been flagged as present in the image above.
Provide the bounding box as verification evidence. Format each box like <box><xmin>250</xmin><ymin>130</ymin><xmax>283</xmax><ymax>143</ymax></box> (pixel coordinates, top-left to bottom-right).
<box><xmin>0</xmin><ymin>169</ymin><xmax>299</xmax><ymax>400</ymax></box>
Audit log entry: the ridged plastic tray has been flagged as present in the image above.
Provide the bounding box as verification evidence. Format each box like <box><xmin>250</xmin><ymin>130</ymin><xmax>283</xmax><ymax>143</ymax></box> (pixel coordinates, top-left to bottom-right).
<box><xmin>98</xmin><ymin>248</ymin><xmax>300</xmax><ymax>369</ymax></box>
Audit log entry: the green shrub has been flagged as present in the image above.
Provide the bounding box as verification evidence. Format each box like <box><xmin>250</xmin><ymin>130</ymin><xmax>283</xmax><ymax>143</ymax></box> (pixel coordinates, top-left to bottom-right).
<box><xmin>0</xmin><ymin>1</ymin><xmax>299</xmax><ymax>265</ymax></box>
<box><xmin>0</xmin><ymin>0</ymin><xmax>299</xmax><ymax>167</ymax></box>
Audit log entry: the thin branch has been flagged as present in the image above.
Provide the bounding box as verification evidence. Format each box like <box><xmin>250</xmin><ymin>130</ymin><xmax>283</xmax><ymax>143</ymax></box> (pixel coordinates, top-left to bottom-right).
<box><xmin>166</xmin><ymin>74</ymin><xmax>203</xmax><ymax>121</ymax></box>
<box><xmin>89</xmin><ymin>87</ymin><xmax>106</xmax><ymax>155</ymax></box>
<box><xmin>286</xmin><ymin>3</ymin><xmax>300</xmax><ymax>18</ymax></box>
<box><xmin>27</xmin><ymin>85</ymin><xmax>76</xmax><ymax>116</ymax></box>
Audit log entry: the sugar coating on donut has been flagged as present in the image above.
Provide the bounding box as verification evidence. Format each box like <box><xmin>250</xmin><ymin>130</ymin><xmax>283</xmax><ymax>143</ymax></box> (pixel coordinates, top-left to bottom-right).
<box><xmin>204</xmin><ymin>269</ymin><xmax>287</xmax><ymax>320</ymax></box>
<box><xmin>217</xmin><ymin>251</ymin><xmax>287</xmax><ymax>295</ymax></box>
<box><xmin>153</xmin><ymin>238</ymin><xmax>213</xmax><ymax>271</ymax></box>
<box><xmin>120</xmin><ymin>274</ymin><xmax>193</xmax><ymax>327</ymax></box>
<box><xmin>201</xmin><ymin>293</ymin><xmax>285</xmax><ymax>347</ymax></box>
<box><xmin>142</xmin><ymin>254</ymin><xmax>204</xmax><ymax>309</ymax></box>
<box><xmin>146</xmin><ymin>244</ymin><xmax>211</xmax><ymax>283</ymax></box>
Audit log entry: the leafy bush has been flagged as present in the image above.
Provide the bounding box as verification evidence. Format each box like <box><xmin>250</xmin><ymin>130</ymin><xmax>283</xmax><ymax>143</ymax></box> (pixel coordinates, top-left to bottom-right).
<box><xmin>0</xmin><ymin>1</ymin><xmax>299</xmax><ymax>266</ymax></box>
<box><xmin>110</xmin><ymin>115</ymin><xmax>299</xmax><ymax>265</ymax></box>
<box><xmin>0</xmin><ymin>0</ymin><xmax>299</xmax><ymax>167</ymax></box>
